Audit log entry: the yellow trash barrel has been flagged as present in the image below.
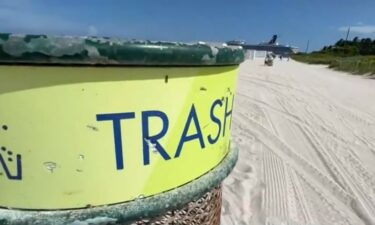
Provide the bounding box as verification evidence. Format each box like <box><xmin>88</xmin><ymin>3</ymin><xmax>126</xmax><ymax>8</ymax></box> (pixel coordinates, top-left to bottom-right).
<box><xmin>0</xmin><ymin>33</ymin><xmax>244</xmax><ymax>224</ymax></box>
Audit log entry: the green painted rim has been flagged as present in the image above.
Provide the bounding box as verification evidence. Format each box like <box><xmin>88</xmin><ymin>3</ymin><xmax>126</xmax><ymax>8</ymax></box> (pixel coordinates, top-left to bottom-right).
<box><xmin>0</xmin><ymin>146</ymin><xmax>238</xmax><ymax>225</ymax></box>
<box><xmin>0</xmin><ymin>33</ymin><xmax>245</xmax><ymax>66</ymax></box>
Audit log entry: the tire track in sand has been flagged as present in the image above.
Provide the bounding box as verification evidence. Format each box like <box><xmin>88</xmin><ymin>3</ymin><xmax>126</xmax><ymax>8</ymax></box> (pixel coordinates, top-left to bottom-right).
<box><xmin>233</xmin><ymin>115</ymin><xmax>362</xmax><ymax>224</ymax></box>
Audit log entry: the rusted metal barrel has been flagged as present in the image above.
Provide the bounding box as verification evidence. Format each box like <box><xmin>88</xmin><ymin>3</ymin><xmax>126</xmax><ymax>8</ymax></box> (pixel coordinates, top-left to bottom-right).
<box><xmin>0</xmin><ymin>33</ymin><xmax>244</xmax><ymax>225</ymax></box>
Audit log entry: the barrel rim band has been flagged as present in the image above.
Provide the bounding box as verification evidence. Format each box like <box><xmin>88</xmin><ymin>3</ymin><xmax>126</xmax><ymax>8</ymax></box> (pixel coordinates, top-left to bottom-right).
<box><xmin>0</xmin><ymin>146</ymin><xmax>238</xmax><ymax>225</ymax></box>
<box><xmin>0</xmin><ymin>33</ymin><xmax>245</xmax><ymax>66</ymax></box>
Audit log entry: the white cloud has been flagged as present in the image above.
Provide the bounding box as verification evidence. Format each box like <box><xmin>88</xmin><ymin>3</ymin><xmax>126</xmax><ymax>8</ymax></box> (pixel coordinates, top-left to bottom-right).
<box><xmin>339</xmin><ymin>25</ymin><xmax>375</xmax><ymax>34</ymax></box>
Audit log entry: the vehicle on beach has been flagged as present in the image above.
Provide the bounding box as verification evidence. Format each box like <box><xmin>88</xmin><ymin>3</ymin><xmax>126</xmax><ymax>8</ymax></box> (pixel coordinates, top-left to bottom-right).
<box><xmin>265</xmin><ymin>53</ymin><xmax>274</xmax><ymax>66</ymax></box>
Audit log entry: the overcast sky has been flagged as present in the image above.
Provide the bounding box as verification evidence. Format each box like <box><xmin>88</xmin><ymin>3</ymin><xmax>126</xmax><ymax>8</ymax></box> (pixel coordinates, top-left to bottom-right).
<box><xmin>1</xmin><ymin>0</ymin><xmax>375</xmax><ymax>51</ymax></box>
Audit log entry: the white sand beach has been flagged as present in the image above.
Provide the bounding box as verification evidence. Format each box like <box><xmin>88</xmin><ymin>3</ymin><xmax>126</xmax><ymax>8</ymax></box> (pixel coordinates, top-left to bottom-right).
<box><xmin>222</xmin><ymin>59</ymin><xmax>375</xmax><ymax>225</ymax></box>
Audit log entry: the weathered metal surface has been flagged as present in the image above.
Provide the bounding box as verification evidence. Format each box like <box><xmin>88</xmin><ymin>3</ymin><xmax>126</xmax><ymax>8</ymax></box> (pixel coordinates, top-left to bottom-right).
<box><xmin>129</xmin><ymin>186</ymin><xmax>222</xmax><ymax>225</ymax></box>
<box><xmin>0</xmin><ymin>33</ymin><xmax>242</xmax><ymax>224</ymax></box>
<box><xmin>0</xmin><ymin>147</ymin><xmax>238</xmax><ymax>225</ymax></box>
<box><xmin>0</xmin><ymin>65</ymin><xmax>238</xmax><ymax>209</ymax></box>
<box><xmin>0</xmin><ymin>33</ymin><xmax>244</xmax><ymax>66</ymax></box>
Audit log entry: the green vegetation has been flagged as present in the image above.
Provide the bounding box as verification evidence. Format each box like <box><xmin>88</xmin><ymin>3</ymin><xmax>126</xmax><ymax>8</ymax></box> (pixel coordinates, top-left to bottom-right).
<box><xmin>292</xmin><ymin>37</ymin><xmax>375</xmax><ymax>75</ymax></box>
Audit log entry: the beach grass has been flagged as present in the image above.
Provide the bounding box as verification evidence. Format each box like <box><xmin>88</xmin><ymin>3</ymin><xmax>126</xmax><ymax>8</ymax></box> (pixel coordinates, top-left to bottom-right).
<box><xmin>292</xmin><ymin>53</ymin><xmax>375</xmax><ymax>75</ymax></box>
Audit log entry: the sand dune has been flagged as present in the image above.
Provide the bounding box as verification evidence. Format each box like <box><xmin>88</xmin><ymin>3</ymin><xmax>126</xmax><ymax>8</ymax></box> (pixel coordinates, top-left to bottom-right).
<box><xmin>222</xmin><ymin>59</ymin><xmax>375</xmax><ymax>225</ymax></box>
